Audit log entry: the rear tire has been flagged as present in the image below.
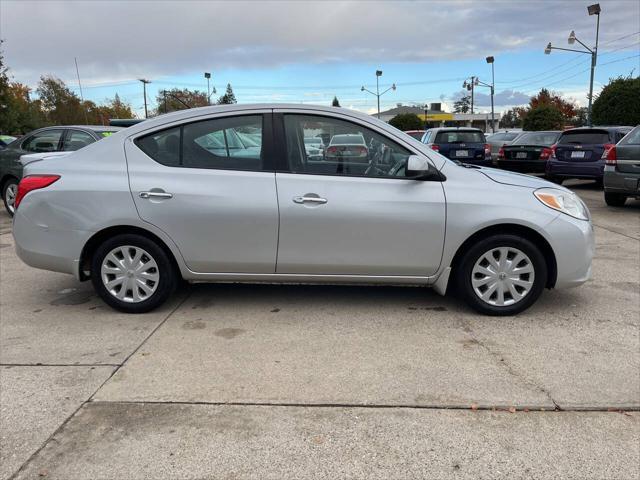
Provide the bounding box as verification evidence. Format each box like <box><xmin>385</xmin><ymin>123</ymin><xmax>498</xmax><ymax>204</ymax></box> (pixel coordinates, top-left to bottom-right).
<box><xmin>545</xmin><ymin>175</ymin><xmax>564</xmax><ymax>185</ymax></box>
<box><xmin>604</xmin><ymin>192</ymin><xmax>627</xmax><ymax>207</ymax></box>
<box><xmin>91</xmin><ymin>234</ymin><xmax>177</xmax><ymax>313</ymax></box>
<box><xmin>453</xmin><ymin>234</ymin><xmax>547</xmax><ymax>316</ymax></box>
<box><xmin>2</xmin><ymin>177</ymin><xmax>18</xmax><ymax>217</ymax></box>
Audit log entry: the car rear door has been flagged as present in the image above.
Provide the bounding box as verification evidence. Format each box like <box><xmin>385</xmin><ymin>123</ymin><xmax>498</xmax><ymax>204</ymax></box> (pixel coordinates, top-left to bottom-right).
<box><xmin>125</xmin><ymin>110</ymin><xmax>279</xmax><ymax>273</ymax></box>
<box><xmin>273</xmin><ymin>110</ymin><xmax>446</xmax><ymax>277</ymax></box>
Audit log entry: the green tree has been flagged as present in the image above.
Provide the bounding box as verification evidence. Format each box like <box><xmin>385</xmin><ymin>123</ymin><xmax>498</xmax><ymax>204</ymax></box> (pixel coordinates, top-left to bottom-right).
<box><xmin>155</xmin><ymin>88</ymin><xmax>208</xmax><ymax>114</ymax></box>
<box><xmin>389</xmin><ymin>113</ymin><xmax>423</xmax><ymax>131</ymax></box>
<box><xmin>453</xmin><ymin>95</ymin><xmax>471</xmax><ymax>113</ymax></box>
<box><xmin>36</xmin><ymin>75</ymin><xmax>85</xmax><ymax>125</ymax></box>
<box><xmin>332</xmin><ymin>96</ymin><xmax>340</xmax><ymax>107</ymax></box>
<box><xmin>592</xmin><ymin>76</ymin><xmax>640</xmax><ymax>126</ymax></box>
<box><xmin>217</xmin><ymin>83</ymin><xmax>237</xmax><ymax>105</ymax></box>
<box><xmin>500</xmin><ymin>108</ymin><xmax>525</xmax><ymax>128</ymax></box>
<box><xmin>522</xmin><ymin>104</ymin><xmax>564</xmax><ymax>131</ymax></box>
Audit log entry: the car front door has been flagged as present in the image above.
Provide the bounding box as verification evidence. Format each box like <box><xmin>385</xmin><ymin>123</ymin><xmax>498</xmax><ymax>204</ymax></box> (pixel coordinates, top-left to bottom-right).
<box><xmin>273</xmin><ymin>111</ymin><xmax>446</xmax><ymax>277</ymax></box>
<box><xmin>125</xmin><ymin>111</ymin><xmax>279</xmax><ymax>273</ymax></box>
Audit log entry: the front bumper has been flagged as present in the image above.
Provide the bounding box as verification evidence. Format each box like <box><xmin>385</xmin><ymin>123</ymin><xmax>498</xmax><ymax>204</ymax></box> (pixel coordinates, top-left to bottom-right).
<box><xmin>545</xmin><ymin>213</ymin><xmax>595</xmax><ymax>289</ymax></box>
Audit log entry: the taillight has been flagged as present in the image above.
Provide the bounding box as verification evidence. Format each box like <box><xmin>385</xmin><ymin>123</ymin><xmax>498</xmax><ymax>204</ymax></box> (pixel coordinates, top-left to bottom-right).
<box><xmin>326</xmin><ymin>146</ymin><xmax>338</xmax><ymax>155</ymax></box>
<box><xmin>602</xmin><ymin>143</ymin><xmax>616</xmax><ymax>165</ymax></box>
<box><xmin>356</xmin><ymin>146</ymin><xmax>368</xmax><ymax>155</ymax></box>
<box><xmin>484</xmin><ymin>143</ymin><xmax>491</xmax><ymax>156</ymax></box>
<box><xmin>14</xmin><ymin>175</ymin><xmax>60</xmax><ymax>210</ymax></box>
<box><xmin>498</xmin><ymin>147</ymin><xmax>505</xmax><ymax>159</ymax></box>
<box><xmin>540</xmin><ymin>147</ymin><xmax>553</xmax><ymax>160</ymax></box>
<box><xmin>550</xmin><ymin>144</ymin><xmax>557</xmax><ymax>159</ymax></box>
<box><xmin>430</xmin><ymin>144</ymin><xmax>439</xmax><ymax>152</ymax></box>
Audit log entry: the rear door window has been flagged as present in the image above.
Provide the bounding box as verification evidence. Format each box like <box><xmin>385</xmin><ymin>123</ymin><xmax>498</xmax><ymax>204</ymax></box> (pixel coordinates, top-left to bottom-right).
<box><xmin>63</xmin><ymin>130</ymin><xmax>96</xmax><ymax>151</ymax></box>
<box><xmin>21</xmin><ymin>130</ymin><xmax>64</xmax><ymax>152</ymax></box>
<box><xmin>558</xmin><ymin>130</ymin><xmax>610</xmax><ymax>144</ymax></box>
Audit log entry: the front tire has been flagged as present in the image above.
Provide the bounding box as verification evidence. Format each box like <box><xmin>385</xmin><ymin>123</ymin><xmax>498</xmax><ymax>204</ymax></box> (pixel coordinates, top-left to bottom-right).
<box><xmin>454</xmin><ymin>234</ymin><xmax>547</xmax><ymax>316</ymax></box>
<box><xmin>604</xmin><ymin>192</ymin><xmax>626</xmax><ymax>207</ymax></box>
<box><xmin>91</xmin><ymin>234</ymin><xmax>177</xmax><ymax>313</ymax></box>
<box><xmin>2</xmin><ymin>178</ymin><xmax>18</xmax><ymax>217</ymax></box>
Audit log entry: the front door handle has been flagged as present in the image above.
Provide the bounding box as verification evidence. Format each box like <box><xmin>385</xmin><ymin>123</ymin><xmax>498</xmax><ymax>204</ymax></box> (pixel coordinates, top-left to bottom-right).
<box><xmin>140</xmin><ymin>191</ymin><xmax>173</xmax><ymax>199</ymax></box>
<box><xmin>293</xmin><ymin>196</ymin><xmax>327</xmax><ymax>204</ymax></box>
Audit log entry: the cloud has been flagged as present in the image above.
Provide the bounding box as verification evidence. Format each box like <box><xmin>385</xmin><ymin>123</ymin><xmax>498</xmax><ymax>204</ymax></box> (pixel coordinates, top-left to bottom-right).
<box><xmin>452</xmin><ymin>89</ymin><xmax>532</xmax><ymax>107</ymax></box>
<box><xmin>2</xmin><ymin>0</ymin><xmax>638</xmax><ymax>86</ymax></box>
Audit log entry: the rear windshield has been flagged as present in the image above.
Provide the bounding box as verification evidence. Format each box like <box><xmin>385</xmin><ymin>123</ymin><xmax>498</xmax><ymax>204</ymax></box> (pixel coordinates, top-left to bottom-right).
<box><xmin>619</xmin><ymin>126</ymin><xmax>640</xmax><ymax>145</ymax></box>
<box><xmin>512</xmin><ymin>132</ymin><xmax>560</xmax><ymax>146</ymax></box>
<box><xmin>331</xmin><ymin>134</ymin><xmax>365</xmax><ymax>145</ymax></box>
<box><xmin>405</xmin><ymin>131</ymin><xmax>425</xmax><ymax>140</ymax></box>
<box><xmin>435</xmin><ymin>131</ymin><xmax>485</xmax><ymax>143</ymax></box>
<box><xmin>558</xmin><ymin>130</ymin><xmax>610</xmax><ymax>145</ymax></box>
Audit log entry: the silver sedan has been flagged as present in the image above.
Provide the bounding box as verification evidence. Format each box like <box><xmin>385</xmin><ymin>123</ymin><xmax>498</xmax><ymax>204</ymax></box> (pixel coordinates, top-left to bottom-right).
<box><xmin>12</xmin><ymin>104</ymin><xmax>594</xmax><ymax>315</ymax></box>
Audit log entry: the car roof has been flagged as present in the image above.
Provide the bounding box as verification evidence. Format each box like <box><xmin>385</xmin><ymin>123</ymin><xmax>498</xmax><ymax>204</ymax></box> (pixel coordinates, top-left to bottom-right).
<box><xmin>428</xmin><ymin>127</ymin><xmax>483</xmax><ymax>132</ymax></box>
<box><xmin>30</xmin><ymin>125</ymin><xmax>124</xmax><ymax>133</ymax></box>
<box><xmin>562</xmin><ymin>126</ymin><xmax>633</xmax><ymax>132</ymax></box>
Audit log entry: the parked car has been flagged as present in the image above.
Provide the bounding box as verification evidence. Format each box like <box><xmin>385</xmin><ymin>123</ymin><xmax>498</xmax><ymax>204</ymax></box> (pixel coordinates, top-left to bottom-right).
<box><xmin>12</xmin><ymin>104</ymin><xmax>593</xmax><ymax>316</ymax></box>
<box><xmin>0</xmin><ymin>125</ymin><xmax>122</xmax><ymax>215</ymax></box>
<box><xmin>304</xmin><ymin>137</ymin><xmax>325</xmax><ymax>161</ymax></box>
<box><xmin>546</xmin><ymin>126</ymin><xmax>633</xmax><ymax>185</ymax></box>
<box><xmin>486</xmin><ymin>130</ymin><xmax>522</xmax><ymax>162</ymax></box>
<box><xmin>0</xmin><ymin>135</ymin><xmax>17</xmax><ymax>149</ymax></box>
<box><xmin>325</xmin><ymin>134</ymin><xmax>368</xmax><ymax>162</ymax></box>
<box><xmin>496</xmin><ymin>131</ymin><xmax>561</xmax><ymax>173</ymax></box>
<box><xmin>603</xmin><ymin>125</ymin><xmax>640</xmax><ymax>207</ymax></box>
<box><xmin>404</xmin><ymin>130</ymin><xmax>427</xmax><ymax>140</ymax></box>
<box><xmin>420</xmin><ymin>127</ymin><xmax>491</xmax><ymax>166</ymax></box>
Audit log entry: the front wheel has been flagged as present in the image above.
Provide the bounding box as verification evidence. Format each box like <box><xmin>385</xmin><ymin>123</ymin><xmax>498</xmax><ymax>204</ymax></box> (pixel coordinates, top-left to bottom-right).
<box><xmin>91</xmin><ymin>234</ymin><xmax>177</xmax><ymax>313</ymax></box>
<box><xmin>2</xmin><ymin>178</ymin><xmax>18</xmax><ymax>217</ymax></box>
<box><xmin>604</xmin><ymin>192</ymin><xmax>626</xmax><ymax>207</ymax></box>
<box><xmin>454</xmin><ymin>234</ymin><xmax>547</xmax><ymax>316</ymax></box>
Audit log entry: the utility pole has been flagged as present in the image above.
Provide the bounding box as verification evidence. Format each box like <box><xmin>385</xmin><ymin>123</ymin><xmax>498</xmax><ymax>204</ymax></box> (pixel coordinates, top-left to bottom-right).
<box><xmin>361</xmin><ymin>70</ymin><xmax>396</xmax><ymax>120</ymax></box>
<box><xmin>163</xmin><ymin>89</ymin><xmax>168</xmax><ymax>113</ymax></box>
<box><xmin>139</xmin><ymin>79</ymin><xmax>151</xmax><ymax>118</ymax></box>
<box><xmin>74</xmin><ymin>57</ymin><xmax>89</xmax><ymax>124</ymax></box>
<box><xmin>462</xmin><ymin>76</ymin><xmax>477</xmax><ymax>115</ymax></box>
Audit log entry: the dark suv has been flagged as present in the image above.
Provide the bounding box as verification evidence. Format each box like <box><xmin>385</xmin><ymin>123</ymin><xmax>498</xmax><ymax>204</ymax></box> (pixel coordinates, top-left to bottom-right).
<box><xmin>546</xmin><ymin>126</ymin><xmax>633</xmax><ymax>184</ymax></box>
<box><xmin>603</xmin><ymin>125</ymin><xmax>640</xmax><ymax>207</ymax></box>
<box><xmin>420</xmin><ymin>127</ymin><xmax>491</xmax><ymax>166</ymax></box>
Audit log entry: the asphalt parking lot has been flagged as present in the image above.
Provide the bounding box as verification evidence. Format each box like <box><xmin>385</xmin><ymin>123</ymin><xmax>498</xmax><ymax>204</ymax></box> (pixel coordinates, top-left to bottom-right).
<box><xmin>0</xmin><ymin>181</ymin><xmax>638</xmax><ymax>480</ymax></box>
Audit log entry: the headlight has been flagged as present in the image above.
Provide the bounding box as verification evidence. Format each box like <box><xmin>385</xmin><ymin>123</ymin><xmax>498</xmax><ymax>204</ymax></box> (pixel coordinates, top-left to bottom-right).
<box><xmin>534</xmin><ymin>188</ymin><xmax>589</xmax><ymax>221</ymax></box>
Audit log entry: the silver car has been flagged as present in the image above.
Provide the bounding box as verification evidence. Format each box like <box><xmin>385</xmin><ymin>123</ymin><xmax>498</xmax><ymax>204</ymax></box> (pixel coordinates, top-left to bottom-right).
<box><xmin>12</xmin><ymin>104</ymin><xmax>594</xmax><ymax>315</ymax></box>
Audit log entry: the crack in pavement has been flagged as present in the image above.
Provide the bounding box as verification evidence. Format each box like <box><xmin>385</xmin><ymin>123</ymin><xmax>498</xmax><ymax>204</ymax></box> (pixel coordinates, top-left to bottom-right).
<box><xmin>459</xmin><ymin>318</ymin><xmax>563</xmax><ymax>411</ymax></box>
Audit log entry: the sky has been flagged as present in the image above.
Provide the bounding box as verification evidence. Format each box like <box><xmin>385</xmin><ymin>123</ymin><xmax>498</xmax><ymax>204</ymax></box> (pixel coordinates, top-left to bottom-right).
<box><xmin>1</xmin><ymin>0</ymin><xmax>639</xmax><ymax>118</ymax></box>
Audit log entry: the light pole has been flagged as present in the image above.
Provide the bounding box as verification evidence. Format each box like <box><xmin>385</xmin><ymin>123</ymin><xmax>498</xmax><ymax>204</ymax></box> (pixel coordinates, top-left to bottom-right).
<box><xmin>204</xmin><ymin>72</ymin><xmax>211</xmax><ymax>105</ymax></box>
<box><xmin>138</xmin><ymin>78</ymin><xmax>151</xmax><ymax>118</ymax></box>
<box><xmin>486</xmin><ymin>56</ymin><xmax>495</xmax><ymax>133</ymax></box>
<box><xmin>361</xmin><ymin>70</ymin><xmax>396</xmax><ymax>119</ymax></box>
<box><xmin>544</xmin><ymin>3</ymin><xmax>600</xmax><ymax>126</ymax></box>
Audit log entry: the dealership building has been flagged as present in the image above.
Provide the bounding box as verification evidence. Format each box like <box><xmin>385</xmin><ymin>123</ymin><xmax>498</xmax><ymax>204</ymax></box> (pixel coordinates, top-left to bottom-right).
<box><xmin>377</xmin><ymin>104</ymin><xmax>501</xmax><ymax>132</ymax></box>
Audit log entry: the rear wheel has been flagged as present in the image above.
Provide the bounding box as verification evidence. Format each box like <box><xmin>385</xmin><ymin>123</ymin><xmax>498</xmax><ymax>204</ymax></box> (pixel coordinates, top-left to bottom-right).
<box><xmin>454</xmin><ymin>234</ymin><xmax>547</xmax><ymax>316</ymax></box>
<box><xmin>2</xmin><ymin>177</ymin><xmax>18</xmax><ymax>217</ymax></box>
<box><xmin>545</xmin><ymin>175</ymin><xmax>563</xmax><ymax>185</ymax></box>
<box><xmin>604</xmin><ymin>192</ymin><xmax>627</xmax><ymax>207</ymax></box>
<box><xmin>91</xmin><ymin>234</ymin><xmax>177</xmax><ymax>313</ymax></box>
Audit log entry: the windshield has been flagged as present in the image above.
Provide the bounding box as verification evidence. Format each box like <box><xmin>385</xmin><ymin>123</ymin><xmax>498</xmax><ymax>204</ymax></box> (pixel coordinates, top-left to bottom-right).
<box><xmin>558</xmin><ymin>130</ymin><xmax>610</xmax><ymax>145</ymax></box>
<box><xmin>98</xmin><ymin>131</ymin><xmax>118</xmax><ymax>137</ymax></box>
<box><xmin>435</xmin><ymin>131</ymin><xmax>485</xmax><ymax>143</ymax></box>
<box><xmin>512</xmin><ymin>132</ymin><xmax>560</xmax><ymax>146</ymax></box>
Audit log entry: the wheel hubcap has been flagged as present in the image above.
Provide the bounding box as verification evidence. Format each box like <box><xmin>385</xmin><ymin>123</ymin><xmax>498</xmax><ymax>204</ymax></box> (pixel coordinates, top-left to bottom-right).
<box><xmin>471</xmin><ymin>247</ymin><xmax>535</xmax><ymax>307</ymax></box>
<box><xmin>100</xmin><ymin>245</ymin><xmax>159</xmax><ymax>303</ymax></box>
<box><xmin>5</xmin><ymin>184</ymin><xmax>17</xmax><ymax>213</ymax></box>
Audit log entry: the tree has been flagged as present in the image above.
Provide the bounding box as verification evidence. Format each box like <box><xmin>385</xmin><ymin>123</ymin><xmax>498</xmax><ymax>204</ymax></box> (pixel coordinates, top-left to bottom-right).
<box><xmin>500</xmin><ymin>107</ymin><xmax>526</xmax><ymax>128</ymax></box>
<box><xmin>36</xmin><ymin>75</ymin><xmax>85</xmax><ymax>125</ymax></box>
<box><xmin>332</xmin><ymin>96</ymin><xmax>340</xmax><ymax>107</ymax></box>
<box><xmin>571</xmin><ymin>106</ymin><xmax>589</xmax><ymax>127</ymax></box>
<box><xmin>522</xmin><ymin>104</ymin><xmax>564</xmax><ymax>131</ymax></box>
<box><xmin>389</xmin><ymin>113</ymin><xmax>423</xmax><ymax>131</ymax></box>
<box><xmin>217</xmin><ymin>83</ymin><xmax>237</xmax><ymax>105</ymax></box>
<box><xmin>453</xmin><ymin>95</ymin><xmax>471</xmax><ymax>113</ymax></box>
<box><xmin>155</xmin><ymin>88</ymin><xmax>208</xmax><ymax>114</ymax></box>
<box><xmin>592</xmin><ymin>76</ymin><xmax>640</xmax><ymax>126</ymax></box>
<box><xmin>529</xmin><ymin>88</ymin><xmax>576</xmax><ymax>122</ymax></box>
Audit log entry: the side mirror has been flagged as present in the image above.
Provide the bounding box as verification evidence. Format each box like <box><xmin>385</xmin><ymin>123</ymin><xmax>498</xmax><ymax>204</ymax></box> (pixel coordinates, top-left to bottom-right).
<box><xmin>406</xmin><ymin>155</ymin><xmax>442</xmax><ymax>181</ymax></box>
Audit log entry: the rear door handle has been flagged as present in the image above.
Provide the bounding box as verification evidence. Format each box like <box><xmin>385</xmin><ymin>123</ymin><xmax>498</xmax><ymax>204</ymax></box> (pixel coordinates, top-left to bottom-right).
<box><xmin>139</xmin><ymin>191</ymin><xmax>173</xmax><ymax>199</ymax></box>
<box><xmin>293</xmin><ymin>196</ymin><xmax>327</xmax><ymax>204</ymax></box>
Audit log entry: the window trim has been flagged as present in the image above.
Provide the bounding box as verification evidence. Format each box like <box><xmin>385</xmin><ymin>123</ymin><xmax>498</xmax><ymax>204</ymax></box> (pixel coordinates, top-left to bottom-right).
<box><xmin>133</xmin><ymin>112</ymin><xmax>275</xmax><ymax>172</ymax></box>
<box><xmin>275</xmin><ymin>112</ymin><xmax>436</xmax><ymax>181</ymax></box>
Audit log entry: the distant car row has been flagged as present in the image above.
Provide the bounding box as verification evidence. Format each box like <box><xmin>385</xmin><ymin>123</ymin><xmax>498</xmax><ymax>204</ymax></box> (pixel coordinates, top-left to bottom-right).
<box><xmin>405</xmin><ymin>125</ymin><xmax>639</xmax><ymax>207</ymax></box>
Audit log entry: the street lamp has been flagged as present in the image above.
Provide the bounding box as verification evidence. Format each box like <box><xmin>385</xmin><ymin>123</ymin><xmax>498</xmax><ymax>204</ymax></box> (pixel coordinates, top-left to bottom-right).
<box><xmin>544</xmin><ymin>3</ymin><xmax>601</xmax><ymax>126</ymax></box>
<box><xmin>204</xmin><ymin>72</ymin><xmax>216</xmax><ymax>105</ymax></box>
<box><xmin>138</xmin><ymin>78</ymin><xmax>151</xmax><ymax>119</ymax></box>
<box><xmin>486</xmin><ymin>56</ymin><xmax>496</xmax><ymax>133</ymax></box>
<box><xmin>361</xmin><ymin>69</ymin><xmax>397</xmax><ymax>119</ymax></box>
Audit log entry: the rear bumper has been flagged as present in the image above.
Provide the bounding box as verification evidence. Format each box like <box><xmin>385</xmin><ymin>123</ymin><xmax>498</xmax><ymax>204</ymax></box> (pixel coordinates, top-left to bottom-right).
<box><xmin>546</xmin><ymin>159</ymin><xmax>604</xmax><ymax>179</ymax></box>
<box><xmin>13</xmin><ymin>210</ymin><xmax>87</xmax><ymax>279</ymax></box>
<box><xmin>604</xmin><ymin>167</ymin><xmax>640</xmax><ymax>196</ymax></box>
<box><xmin>496</xmin><ymin>160</ymin><xmax>546</xmax><ymax>173</ymax></box>
<box><xmin>545</xmin><ymin>214</ymin><xmax>595</xmax><ymax>289</ymax></box>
